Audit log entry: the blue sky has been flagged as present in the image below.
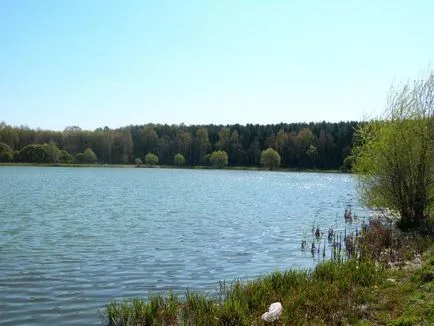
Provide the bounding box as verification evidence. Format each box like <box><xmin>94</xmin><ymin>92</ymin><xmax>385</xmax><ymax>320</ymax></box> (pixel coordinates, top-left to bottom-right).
<box><xmin>1</xmin><ymin>0</ymin><xmax>433</xmax><ymax>130</ymax></box>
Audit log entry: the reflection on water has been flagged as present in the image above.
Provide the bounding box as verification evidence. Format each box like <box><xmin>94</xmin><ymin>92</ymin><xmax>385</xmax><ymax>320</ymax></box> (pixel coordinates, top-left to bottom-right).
<box><xmin>0</xmin><ymin>167</ymin><xmax>368</xmax><ymax>325</ymax></box>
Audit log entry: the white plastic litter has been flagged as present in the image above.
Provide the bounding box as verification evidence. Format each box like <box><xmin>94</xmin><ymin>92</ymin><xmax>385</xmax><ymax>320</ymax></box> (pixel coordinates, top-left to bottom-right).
<box><xmin>261</xmin><ymin>302</ymin><xmax>283</xmax><ymax>322</ymax></box>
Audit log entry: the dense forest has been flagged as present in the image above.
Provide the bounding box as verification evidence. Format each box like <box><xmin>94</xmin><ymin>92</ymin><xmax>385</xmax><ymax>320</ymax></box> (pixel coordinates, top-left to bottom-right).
<box><xmin>0</xmin><ymin>121</ymin><xmax>359</xmax><ymax>170</ymax></box>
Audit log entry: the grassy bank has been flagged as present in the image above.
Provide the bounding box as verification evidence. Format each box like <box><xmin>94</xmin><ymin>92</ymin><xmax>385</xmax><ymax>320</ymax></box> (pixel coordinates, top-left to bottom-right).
<box><xmin>102</xmin><ymin>222</ymin><xmax>433</xmax><ymax>325</ymax></box>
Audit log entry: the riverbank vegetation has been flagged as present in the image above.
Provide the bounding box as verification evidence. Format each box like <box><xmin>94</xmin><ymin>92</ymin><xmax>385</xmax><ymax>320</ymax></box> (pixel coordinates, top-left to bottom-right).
<box><xmin>101</xmin><ymin>73</ymin><xmax>434</xmax><ymax>325</ymax></box>
<box><xmin>102</xmin><ymin>219</ymin><xmax>433</xmax><ymax>325</ymax></box>
<box><xmin>260</xmin><ymin>148</ymin><xmax>281</xmax><ymax>170</ymax></box>
<box><xmin>0</xmin><ymin>121</ymin><xmax>357</xmax><ymax>170</ymax></box>
<box><xmin>353</xmin><ymin>73</ymin><xmax>434</xmax><ymax>229</ymax></box>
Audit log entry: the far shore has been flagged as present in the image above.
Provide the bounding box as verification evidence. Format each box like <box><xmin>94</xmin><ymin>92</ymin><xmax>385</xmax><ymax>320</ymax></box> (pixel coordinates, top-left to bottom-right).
<box><xmin>0</xmin><ymin>162</ymin><xmax>345</xmax><ymax>173</ymax></box>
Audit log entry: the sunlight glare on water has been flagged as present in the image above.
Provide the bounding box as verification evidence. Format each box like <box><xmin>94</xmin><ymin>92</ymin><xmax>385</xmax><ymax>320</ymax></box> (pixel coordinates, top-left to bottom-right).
<box><xmin>0</xmin><ymin>167</ymin><xmax>368</xmax><ymax>325</ymax></box>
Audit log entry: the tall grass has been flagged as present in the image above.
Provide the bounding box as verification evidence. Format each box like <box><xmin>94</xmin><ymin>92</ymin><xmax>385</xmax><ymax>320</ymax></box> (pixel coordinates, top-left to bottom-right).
<box><xmin>102</xmin><ymin>217</ymin><xmax>433</xmax><ymax>325</ymax></box>
<box><xmin>102</xmin><ymin>259</ymin><xmax>386</xmax><ymax>325</ymax></box>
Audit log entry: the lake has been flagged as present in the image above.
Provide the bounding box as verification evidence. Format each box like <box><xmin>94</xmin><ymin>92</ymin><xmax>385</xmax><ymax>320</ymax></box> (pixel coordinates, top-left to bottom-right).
<box><xmin>0</xmin><ymin>166</ymin><xmax>368</xmax><ymax>325</ymax></box>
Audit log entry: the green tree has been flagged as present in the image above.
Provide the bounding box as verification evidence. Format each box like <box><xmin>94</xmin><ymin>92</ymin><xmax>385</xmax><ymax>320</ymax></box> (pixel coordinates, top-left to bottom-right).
<box><xmin>174</xmin><ymin>153</ymin><xmax>186</xmax><ymax>166</ymax></box>
<box><xmin>63</xmin><ymin>126</ymin><xmax>83</xmax><ymax>155</ymax></box>
<box><xmin>134</xmin><ymin>157</ymin><xmax>143</xmax><ymax>166</ymax></box>
<box><xmin>0</xmin><ymin>124</ymin><xmax>18</xmax><ymax>149</ymax></box>
<box><xmin>229</xmin><ymin>130</ymin><xmax>245</xmax><ymax>165</ymax></box>
<box><xmin>83</xmin><ymin>148</ymin><xmax>98</xmax><ymax>163</ymax></box>
<box><xmin>247</xmin><ymin>139</ymin><xmax>261</xmax><ymax>166</ymax></box>
<box><xmin>111</xmin><ymin>129</ymin><xmax>133</xmax><ymax>164</ymax></box>
<box><xmin>210</xmin><ymin>150</ymin><xmax>228</xmax><ymax>168</ymax></box>
<box><xmin>353</xmin><ymin>74</ymin><xmax>434</xmax><ymax>227</ymax></box>
<box><xmin>306</xmin><ymin>144</ymin><xmax>318</xmax><ymax>167</ymax></box>
<box><xmin>317</xmin><ymin>129</ymin><xmax>335</xmax><ymax>169</ymax></box>
<box><xmin>201</xmin><ymin>153</ymin><xmax>211</xmax><ymax>166</ymax></box>
<box><xmin>260</xmin><ymin>147</ymin><xmax>281</xmax><ymax>170</ymax></box>
<box><xmin>103</xmin><ymin>127</ymin><xmax>114</xmax><ymax>164</ymax></box>
<box><xmin>59</xmin><ymin>150</ymin><xmax>73</xmax><ymax>163</ymax></box>
<box><xmin>175</xmin><ymin>129</ymin><xmax>192</xmax><ymax>162</ymax></box>
<box><xmin>144</xmin><ymin>152</ymin><xmax>159</xmax><ymax>166</ymax></box>
<box><xmin>17</xmin><ymin>143</ymin><xmax>61</xmax><ymax>163</ymax></box>
<box><xmin>143</xmin><ymin>125</ymin><xmax>159</xmax><ymax>155</ymax></box>
<box><xmin>43</xmin><ymin>143</ymin><xmax>61</xmax><ymax>163</ymax></box>
<box><xmin>74</xmin><ymin>153</ymin><xmax>85</xmax><ymax>163</ymax></box>
<box><xmin>275</xmin><ymin>129</ymin><xmax>285</xmax><ymax>155</ymax></box>
<box><xmin>195</xmin><ymin>128</ymin><xmax>210</xmax><ymax>165</ymax></box>
<box><xmin>157</xmin><ymin>135</ymin><xmax>170</xmax><ymax>164</ymax></box>
<box><xmin>216</xmin><ymin>127</ymin><xmax>231</xmax><ymax>152</ymax></box>
<box><xmin>341</xmin><ymin>155</ymin><xmax>354</xmax><ymax>172</ymax></box>
<box><xmin>1</xmin><ymin>118</ymin><xmax>361</xmax><ymax>170</ymax></box>
<box><xmin>0</xmin><ymin>142</ymin><xmax>13</xmax><ymax>162</ymax></box>
<box><xmin>297</xmin><ymin>128</ymin><xmax>316</xmax><ymax>167</ymax></box>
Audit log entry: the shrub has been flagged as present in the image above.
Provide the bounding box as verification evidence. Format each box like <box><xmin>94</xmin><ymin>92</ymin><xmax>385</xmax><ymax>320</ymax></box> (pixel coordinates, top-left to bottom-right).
<box><xmin>0</xmin><ymin>142</ymin><xmax>13</xmax><ymax>162</ymax></box>
<box><xmin>174</xmin><ymin>153</ymin><xmax>186</xmax><ymax>166</ymax></box>
<box><xmin>144</xmin><ymin>153</ymin><xmax>159</xmax><ymax>166</ymax></box>
<box><xmin>210</xmin><ymin>150</ymin><xmax>228</xmax><ymax>168</ymax></box>
<box><xmin>260</xmin><ymin>148</ymin><xmax>281</xmax><ymax>170</ymax></box>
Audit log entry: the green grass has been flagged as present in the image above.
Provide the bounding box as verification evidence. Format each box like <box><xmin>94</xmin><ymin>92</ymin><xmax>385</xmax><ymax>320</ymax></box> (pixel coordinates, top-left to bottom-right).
<box><xmin>102</xmin><ymin>234</ymin><xmax>433</xmax><ymax>325</ymax></box>
<box><xmin>374</xmin><ymin>250</ymin><xmax>434</xmax><ymax>326</ymax></box>
<box><xmin>101</xmin><ymin>261</ymin><xmax>382</xmax><ymax>325</ymax></box>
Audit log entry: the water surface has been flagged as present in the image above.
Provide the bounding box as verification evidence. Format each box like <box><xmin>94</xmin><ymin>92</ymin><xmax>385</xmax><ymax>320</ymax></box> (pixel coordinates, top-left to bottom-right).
<box><xmin>0</xmin><ymin>167</ymin><xmax>367</xmax><ymax>325</ymax></box>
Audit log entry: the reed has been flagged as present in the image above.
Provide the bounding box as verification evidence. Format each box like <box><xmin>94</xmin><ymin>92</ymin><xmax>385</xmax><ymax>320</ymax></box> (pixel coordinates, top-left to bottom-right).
<box><xmin>102</xmin><ymin>216</ymin><xmax>433</xmax><ymax>325</ymax></box>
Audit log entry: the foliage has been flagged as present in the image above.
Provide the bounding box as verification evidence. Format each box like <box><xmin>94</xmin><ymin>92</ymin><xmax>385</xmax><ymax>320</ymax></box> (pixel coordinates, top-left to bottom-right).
<box><xmin>195</xmin><ymin>128</ymin><xmax>210</xmax><ymax>164</ymax></box>
<box><xmin>366</xmin><ymin>243</ymin><xmax>434</xmax><ymax>325</ymax></box>
<box><xmin>13</xmin><ymin>150</ymin><xmax>19</xmax><ymax>161</ymax></box>
<box><xmin>74</xmin><ymin>153</ymin><xmax>85</xmax><ymax>164</ymax></box>
<box><xmin>83</xmin><ymin>148</ymin><xmax>98</xmax><ymax>163</ymax></box>
<box><xmin>0</xmin><ymin>121</ymin><xmax>358</xmax><ymax>168</ymax></box>
<box><xmin>297</xmin><ymin>127</ymin><xmax>317</xmax><ymax>167</ymax></box>
<box><xmin>306</xmin><ymin>144</ymin><xmax>317</xmax><ymax>166</ymax></box>
<box><xmin>144</xmin><ymin>152</ymin><xmax>159</xmax><ymax>166</ymax></box>
<box><xmin>17</xmin><ymin>143</ymin><xmax>62</xmax><ymax>163</ymax></box>
<box><xmin>134</xmin><ymin>157</ymin><xmax>143</xmax><ymax>166</ymax></box>
<box><xmin>103</xmin><ymin>237</ymin><xmax>433</xmax><ymax>326</ymax></box>
<box><xmin>210</xmin><ymin>150</ymin><xmax>228</xmax><ymax>168</ymax></box>
<box><xmin>341</xmin><ymin>155</ymin><xmax>354</xmax><ymax>172</ymax></box>
<box><xmin>174</xmin><ymin>153</ymin><xmax>186</xmax><ymax>166</ymax></box>
<box><xmin>353</xmin><ymin>74</ymin><xmax>434</xmax><ymax>227</ymax></box>
<box><xmin>201</xmin><ymin>153</ymin><xmax>211</xmax><ymax>166</ymax></box>
<box><xmin>0</xmin><ymin>142</ymin><xmax>13</xmax><ymax>162</ymax></box>
<box><xmin>260</xmin><ymin>147</ymin><xmax>281</xmax><ymax>170</ymax></box>
<box><xmin>59</xmin><ymin>150</ymin><xmax>73</xmax><ymax>163</ymax></box>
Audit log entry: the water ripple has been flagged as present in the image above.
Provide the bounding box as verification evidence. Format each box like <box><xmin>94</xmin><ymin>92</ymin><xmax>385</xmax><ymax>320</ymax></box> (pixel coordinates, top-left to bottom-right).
<box><xmin>0</xmin><ymin>167</ymin><xmax>368</xmax><ymax>325</ymax></box>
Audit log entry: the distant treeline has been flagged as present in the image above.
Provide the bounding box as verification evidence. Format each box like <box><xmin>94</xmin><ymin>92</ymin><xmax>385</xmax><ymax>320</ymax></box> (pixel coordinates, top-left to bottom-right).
<box><xmin>0</xmin><ymin>121</ymin><xmax>359</xmax><ymax>170</ymax></box>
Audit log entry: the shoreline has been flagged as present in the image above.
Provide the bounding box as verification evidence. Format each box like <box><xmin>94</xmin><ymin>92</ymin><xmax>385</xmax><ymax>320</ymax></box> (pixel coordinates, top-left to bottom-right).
<box><xmin>0</xmin><ymin>162</ymin><xmax>345</xmax><ymax>173</ymax></box>
<box><xmin>102</xmin><ymin>218</ymin><xmax>433</xmax><ymax>325</ymax></box>
<box><xmin>103</xmin><ymin>240</ymin><xmax>434</xmax><ymax>325</ymax></box>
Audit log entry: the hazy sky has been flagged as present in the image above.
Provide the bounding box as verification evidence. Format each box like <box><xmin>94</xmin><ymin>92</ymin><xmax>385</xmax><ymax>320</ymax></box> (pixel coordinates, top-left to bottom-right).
<box><xmin>1</xmin><ymin>0</ymin><xmax>433</xmax><ymax>130</ymax></box>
